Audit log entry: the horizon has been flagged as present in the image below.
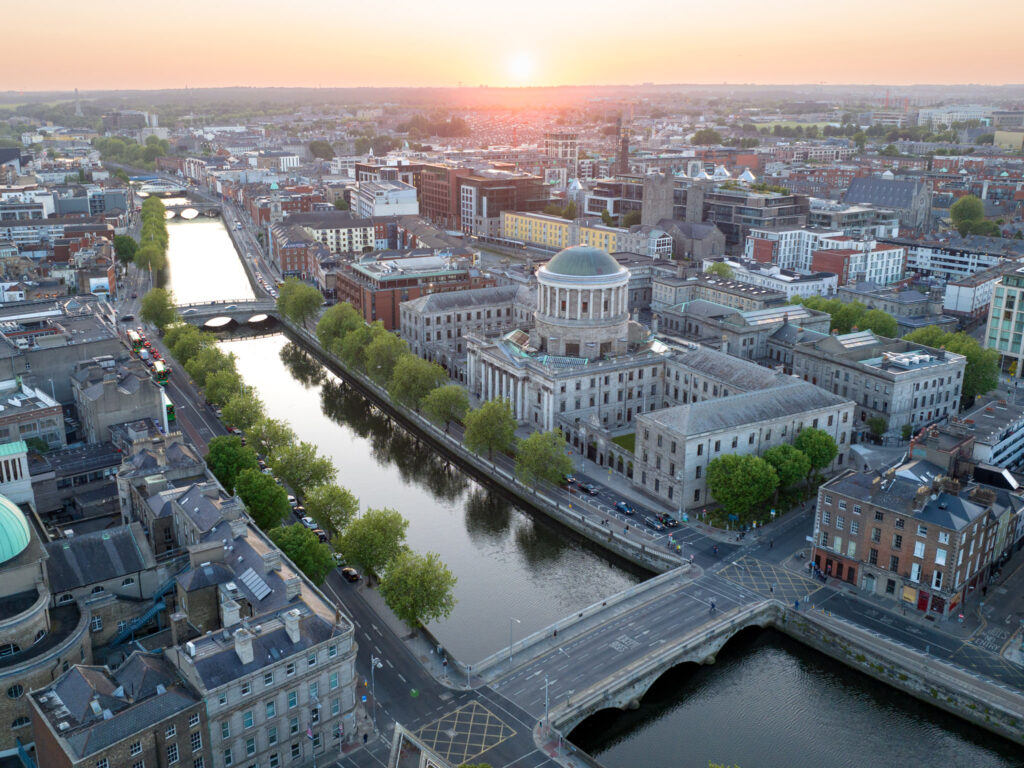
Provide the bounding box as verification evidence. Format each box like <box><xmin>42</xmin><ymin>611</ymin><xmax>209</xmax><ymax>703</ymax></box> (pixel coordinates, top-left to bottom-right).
<box><xmin>9</xmin><ymin>0</ymin><xmax>1024</xmax><ymax>92</ymax></box>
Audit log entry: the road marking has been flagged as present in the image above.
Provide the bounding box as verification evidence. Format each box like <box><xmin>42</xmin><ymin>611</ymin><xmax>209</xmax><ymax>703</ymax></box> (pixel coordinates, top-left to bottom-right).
<box><xmin>397</xmin><ymin>673</ymin><xmax>406</xmax><ymax>683</ymax></box>
<box><xmin>372</xmin><ymin>623</ymin><xmax>382</xmax><ymax>635</ymax></box>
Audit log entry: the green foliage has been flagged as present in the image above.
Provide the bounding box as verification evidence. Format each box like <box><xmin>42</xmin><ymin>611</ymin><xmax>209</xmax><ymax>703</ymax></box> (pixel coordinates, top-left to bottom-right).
<box><xmin>276</xmin><ymin>278</ymin><xmax>323</xmax><ymax>326</ymax></box>
<box><xmin>762</xmin><ymin>444</ymin><xmax>811</xmax><ymax>490</ymax></box>
<box><xmin>901</xmin><ymin>423</ymin><xmax>914</xmax><ymax>441</ymax></box>
<box><xmin>379</xmin><ymin>550</ymin><xmax>457</xmax><ymax>629</ymax></box>
<box><xmin>544</xmin><ymin>201</ymin><xmax>578</xmax><ymax>220</ymax></box>
<box><xmin>221</xmin><ymin>390</ymin><xmax>265</xmax><ymax>432</ymax></box>
<box><xmin>308</xmin><ymin>140</ymin><xmax>334</xmax><ymax>160</ymax></box>
<box><xmin>335</xmin><ymin>323</ymin><xmax>380</xmax><ymax>371</ymax></box>
<box><xmin>206</xmin><ymin>435</ymin><xmax>259</xmax><ymax>494</ymax></box>
<box><xmin>950</xmin><ymin>195</ymin><xmax>985</xmax><ymax>235</ymax></box>
<box><xmin>394</xmin><ymin>113</ymin><xmax>471</xmax><ymax>138</ymax></box>
<box><xmin>185</xmin><ymin>346</ymin><xmax>235</xmax><ymax>389</ymax></box>
<box><xmin>867</xmin><ymin>416</ymin><xmax>888</xmax><ymax>437</ymax></box>
<box><xmin>515</xmin><ymin>430</ymin><xmax>573</xmax><ymax>487</ymax></box>
<box><xmin>113</xmin><ymin>234</ymin><xmax>137</xmax><ymax>264</ymax></box>
<box><xmin>236</xmin><ymin>468</ymin><xmax>291</xmax><ymax>530</ymax></box>
<box><xmin>93</xmin><ymin>135</ymin><xmax>167</xmax><ymax>170</ymax></box>
<box><xmin>794</xmin><ymin>296</ymin><xmax>898</xmax><ymax>337</ymax></box>
<box><xmin>387</xmin><ymin>354</ymin><xmax>446</xmax><ymax>408</ymax></box>
<box><xmin>166</xmin><ymin>325</ymin><xmax>214</xmax><ymax>366</ymax></box>
<box><xmin>333</xmin><ymin>198</ymin><xmax>349</xmax><ymax>211</ymax></box>
<box><xmin>705</xmin><ymin>262</ymin><xmax>734</xmax><ymax>280</ymax></box>
<box><xmin>794</xmin><ymin>427</ymin><xmax>839</xmax><ymax>474</ymax></box>
<box><xmin>365</xmin><ymin>332</ymin><xmax>409</xmax><ymax>385</ymax></box>
<box><xmin>600</xmin><ymin>209</ymin><xmax>613</xmax><ymax>227</ymax></box>
<box><xmin>269</xmin><ymin>524</ymin><xmax>334</xmax><ymax>585</ymax></box>
<box><xmin>860</xmin><ymin>309</ymin><xmax>897</xmax><ymax>338</ymax></box>
<box><xmin>706</xmin><ymin>455</ymin><xmax>778</xmax><ymax>519</ymax></box>
<box><xmin>463</xmin><ymin>398</ymin><xmax>517</xmax><ymax>460</ymax></box>
<box><xmin>903</xmin><ymin>327</ymin><xmax>999</xmax><ymax>403</ymax></box>
<box><xmin>248</xmin><ymin>417</ymin><xmax>296</xmax><ymax>459</ymax></box>
<box><xmin>622</xmin><ymin>210</ymin><xmax>642</xmax><ymax>227</ymax></box>
<box><xmin>316</xmin><ymin>302</ymin><xmax>363</xmax><ymax>349</ymax></box>
<box><xmin>270</xmin><ymin>441</ymin><xmax>337</xmax><ymax>496</ymax></box>
<box><xmin>304</xmin><ymin>483</ymin><xmax>359</xmax><ymax>538</ymax></box>
<box><xmin>205</xmin><ymin>368</ymin><xmax>242</xmax><ymax>407</ymax></box>
<box><xmin>140</xmin><ymin>288</ymin><xmax>178</xmax><ymax>330</ymax></box>
<box><xmin>420</xmin><ymin>384</ymin><xmax>470</xmax><ymax>431</ymax></box>
<box><xmin>692</xmin><ymin>128</ymin><xmax>723</xmax><ymax>145</ymax></box>
<box><xmin>336</xmin><ymin>507</ymin><xmax>409</xmax><ymax>579</ymax></box>
<box><xmin>23</xmin><ymin>437</ymin><xmax>49</xmax><ymax>454</ymax></box>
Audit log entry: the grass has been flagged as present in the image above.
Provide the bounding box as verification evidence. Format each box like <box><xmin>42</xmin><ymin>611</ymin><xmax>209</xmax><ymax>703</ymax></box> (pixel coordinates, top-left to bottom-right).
<box><xmin>611</xmin><ymin>433</ymin><xmax>635</xmax><ymax>453</ymax></box>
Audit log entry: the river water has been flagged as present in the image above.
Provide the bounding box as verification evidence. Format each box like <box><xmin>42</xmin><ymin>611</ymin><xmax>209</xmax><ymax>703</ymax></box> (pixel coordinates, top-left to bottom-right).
<box><xmin>166</xmin><ymin>217</ymin><xmax>1024</xmax><ymax>768</ymax></box>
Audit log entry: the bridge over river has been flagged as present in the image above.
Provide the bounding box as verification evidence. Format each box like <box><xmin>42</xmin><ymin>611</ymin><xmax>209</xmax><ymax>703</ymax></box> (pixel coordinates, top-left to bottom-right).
<box><xmin>176</xmin><ymin>299</ymin><xmax>278</xmax><ymax>327</ymax></box>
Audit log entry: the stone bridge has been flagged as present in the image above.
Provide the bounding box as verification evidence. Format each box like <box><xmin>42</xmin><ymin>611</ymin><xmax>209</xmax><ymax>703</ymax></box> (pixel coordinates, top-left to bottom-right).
<box><xmin>164</xmin><ymin>200</ymin><xmax>221</xmax><ymax>219</ymax></box>
<box><xmin>177</xmin><ymin>299</ymin><xmax>278</xmax><ymax>327</ymax></box>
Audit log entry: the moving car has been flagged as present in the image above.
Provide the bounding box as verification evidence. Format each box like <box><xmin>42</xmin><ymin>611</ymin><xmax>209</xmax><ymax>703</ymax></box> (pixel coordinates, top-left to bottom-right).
<box><xmin>340</xmin><ymin>567</ymin><xmax>361</xmax><ymax>582</ymax></box>
<box><xmin>644</xmin><ymin>517</ymin><xmax>666</xmax><ymax>532</ymax></box>
<box><xmin>615</xmin><ymin>501</ymin><xmax>635</xmax><ymax>515</ymax></box>
<box><xmin>656</xmin><ymin>513</ymin><xmax>679</xmax><ymax>528</ymax></box>
<box><xmin>580</xmin><ymin>483</ymin><xmax>598</xmax><ymax>496</ymax></box>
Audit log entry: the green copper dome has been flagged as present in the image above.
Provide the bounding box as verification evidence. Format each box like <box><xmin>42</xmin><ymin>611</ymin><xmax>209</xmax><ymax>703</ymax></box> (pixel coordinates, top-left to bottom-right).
<box><xmin>0</xmin><ymin>494</ymin><xmax>30</xmax><ymax>565</ymax></box>
<box><xmin>543</xmin><ymin>246</ymin><xmax>624</xmax><ymax>278</ymax></box>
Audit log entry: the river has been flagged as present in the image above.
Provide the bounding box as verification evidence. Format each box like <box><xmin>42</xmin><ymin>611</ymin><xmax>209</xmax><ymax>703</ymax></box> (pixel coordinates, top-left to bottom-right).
<box><xmin>166</xmin><ymin>216</ymin><xmax>1024</xmax><ymax>768</ymax></box>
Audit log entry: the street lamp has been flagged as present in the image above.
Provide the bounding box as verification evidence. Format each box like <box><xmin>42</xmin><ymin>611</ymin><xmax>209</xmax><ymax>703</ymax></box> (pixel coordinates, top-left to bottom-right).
<box><xmin>509</xmin><ymin>617</ymin><xmax>521</xmax><ymax>667</ymax></box>
<box><xmin>369</xmin><ymin>655</ymin><xmax>383</xmax><ymax>732</ymax></box>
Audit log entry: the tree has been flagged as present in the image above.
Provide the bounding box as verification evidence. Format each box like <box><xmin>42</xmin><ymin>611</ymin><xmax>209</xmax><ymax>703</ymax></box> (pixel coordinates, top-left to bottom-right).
<box><xmin>222</xmin><ymin>390</ymin><xmax>265</xmax><ymax>432</ymax></box>
<box><xmin>365</xmin><ymin>332</ymin><xmax>409</xmax><ymax>386</ymax></box>
<box><xmin>692</xmin><ymin>128</ymin><xmax>723</xmax><ymax>145</ymax></box>
<box><xmin>705</xmin><ymin>262</ymin><xmax>734</xmax><ymax>280</ymax></box>
<box><xmin>336</xmin><ymin>507</ymin><xmax>409</xmax><ymax>581</ymax></box>
<box><xmin>904</xmin><ymin>327</ymin><xmax>999</xmax><ymax>404</ymax></box>
<box><xmin>860</xmin><ymin>309</ymin><xmax>897</xmax><ymax>338</ymax></box>
<box><xmin>379</xmin><ymin>550</ymin><xmax>457</xmax><ymax>628</ymax></box>
<box><xmin>271</xmin><ymin>441</ymin><xmax>337</xmax><ymax>496</ymax></box>
<box><xmin>113</xmin><ymin>234</ymin><xmax>137</xmax><ymax>265</ymax></box>
<box><xmin>867</xmin><ymin>416</ymin><xmax>888</xmax><ymax>438</ymax></box>
<box><xmin>388</xmin><ymin>354</ymin><xmax>446</xmax><ymax>408</ymax></box>
<box><xmin>600</xmin><ymin>209</ymin><xmax>613</xmax><ymax>227</ymax></box>
<box><xmin>706</xmin><ymin>455</ymin><xmax>778</xmax><ymax>519</ymax></box>
<box><xmin>185</xmin><ymin>346</ymin><xmax>234</xmax><ymax>389</ymax></box>
<box><xmin>622</xmin><ymin>210</ymin><xmax>642</xmax><ymax>227</ymax></box>
<box><xmin>853</xmin><ymin>132</ymin><xmax>867</xmax><ymax>150</ymax></box>
<box><xmin>950</xmin><ymin>195</ymin><xmax>985</xmax><ymax>235</ymax></box>
<box><xmin>902</xmin><ymin>324</ymin><xmax>945</xmax><ymax>348</ymax></box>
<box><xmin>134</xmin><ymin>242</ymin><xmax>166</xmax><ymax>273</ymax></box>
<box><xmin>276</xmin><ymin>278</ymin><xmax>323</xmax><ymax>327</ymax></box>
<box><xmin>140</xmin><ymin>288</ymin><xmax>178</xmax><ymax>330</ymax></box>
<box><xmin>168</xmin><ymin>325</ymin><xmax>214</xmax><ymax>366</ymax></box>
<box><xmin>236</xmin><ymin>468</ymin><xmax>291</xmax><ymax>530</ymax></box>
<box><xmin>901</xmin><ymin>424</ymin><xmax>914</xmax><ymax>441</ymax></box>
<box><xmin>333</xmin><ymin>198</ymin><xmax>349</xmax><ymax>211</ymax></box>
<box><xmin>463</xmin><ymin>399</ymin><xmax>517</xmax><ymax>460</ymax></box>
<box><xmin>561</xmin><ymin>200</ymin><xmax>577</xmax><ymax>220</ymax></box>
<box><xmin>762</xmin><ymin>444</ymin><xmax>811</xmax><ymax>491</ymax></box>
<box><xmin>421</xmin><ymin>385</ymin><xmax>470</xmax><ymax>432</ymax></box>
<box><xmin>515</xmin><ymin>430</ymin><xmax>572</xmax><ymax>487</ymax></box>
<box><xmin>308</xmin><ymin>140</ymin><xmax>334</xmax><ymax>160</ymax></box>
<box><xmin>316</xmin><ymin>302</ymin><xmax>363</xmax><ymax>349</ymax></box>
<box><xmin>304</xmin><ymin>483</ymin><xmax>359</xmax><ymax>537</ymax></box>
<box><xmin>205</xmin><ymin>368</ymin><xmax>242</xmax><ymax>406</ymax></box>
<box><xmin>794</xmin><ymin>427</ymin><xmax>838</xmax><ymax>480</ymax></box>
<box><xmin>335</xmin><ymin>323</ymin><xmax>377</xmax><ymax>370</ymax></box>
<box><xmin>269</xmin><ymin>524</ymin><xmax>334</xmax><ymax>585</ymax></box>
<box><xmin>206</xmin><ymin>435</ymin><xmax>259</xmax><ymax>494</ymax></box>
<box><xmin>248</xmin><ymin>417</ymin><xmax>296</xmax><ymax>459</ymax></box>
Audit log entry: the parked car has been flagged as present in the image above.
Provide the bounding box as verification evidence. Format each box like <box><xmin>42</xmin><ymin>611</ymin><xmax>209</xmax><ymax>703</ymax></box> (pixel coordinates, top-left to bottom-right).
<box><xmin>656</xmin><ymin>513</ymin><xmax>679</xmax><ymax>528</ymax></box>
<box><xmin>332</xmin><ymin>552</ymin><xmax>346</xmax><ymax>565</ymax></box>
<box><xmin>120</xmin><ymin>314</ymin><xmax>134</xmax><ymax>322</ymax></box>
<box><xmin>340</xmin><ymin>567</ymin><xmax>361</xmax><ymax>583</ymax></box>
<box><xmin>615</xmin><ymin>501</ymin><xmax>635</xmax><ymax>515</ymax></box>
<box><xmin>644</xmin><ymin>517</ymin><xmax>666</xmax><ymax>532</ymax></box>
<box><xmin>313</xmin><ymin>529</ymin><xmax>328</xmax><ymax>543</ymax></box>
<box><xmin>287</xmin><ymin>495</ymin><xmax>298</xmax><ymax>508</ymax></box>
<box><xmin>300</xmin><ymin>516</ymin><xmax>317</xmax><ymax>530</ymax></box>
<box><xmin>293</xmin><ymin>505</ymin><xmax>306</xmax><ymax>517</ymax></box>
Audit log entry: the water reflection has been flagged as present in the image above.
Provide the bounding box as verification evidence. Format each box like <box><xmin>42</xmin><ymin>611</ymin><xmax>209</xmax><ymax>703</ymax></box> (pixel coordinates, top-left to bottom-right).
<box><xmin>464</xmin><ymin>489</ymin><xmax>513</xmax><ymax>544</ymax></box>
<box><xmin>514</xmin><ymin>519</ymin><xmax>570</xmax><ymax>567</ymax></box>
<box><xmin>279</xmin><ymin>343</ymin><xmax>326</xmax><ymax>389</ymax></box>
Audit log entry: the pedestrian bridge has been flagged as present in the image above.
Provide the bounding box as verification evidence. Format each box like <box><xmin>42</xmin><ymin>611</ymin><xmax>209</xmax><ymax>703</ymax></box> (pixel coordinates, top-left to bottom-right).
<box><xmin>176</xmin><ymin>299</ymin><xmax>278</xmax><ymax>327</ymax></box>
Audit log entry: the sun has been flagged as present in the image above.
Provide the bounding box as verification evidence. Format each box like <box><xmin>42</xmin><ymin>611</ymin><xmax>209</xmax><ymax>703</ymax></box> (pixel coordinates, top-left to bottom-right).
<box><xmin>507</xmin><ymin>52</ymin><xmax>534</xmax><ymax>83</ymax></box>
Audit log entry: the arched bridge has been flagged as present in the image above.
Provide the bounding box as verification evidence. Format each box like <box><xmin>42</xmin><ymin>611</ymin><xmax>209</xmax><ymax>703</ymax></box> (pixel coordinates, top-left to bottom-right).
<box><xmin>164</xmin><ymin>201</ymin><xmax>221</xmax><ymax>219</ymax></box>
<box><xmin>177</xmin><ymin>299</ymin><xmax>278</xmax><ymax>327</ymax></box>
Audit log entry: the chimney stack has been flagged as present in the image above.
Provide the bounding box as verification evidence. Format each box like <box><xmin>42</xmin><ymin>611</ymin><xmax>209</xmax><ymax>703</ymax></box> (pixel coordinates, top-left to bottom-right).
<box><xmin>262</xmin><ymin>550</ymin><xmax>282</xmax><ymax>574</ymax></box>
<box><xmin>283</xmin><ymin>609</ymin><xmax>301</xmax><ymax>644</ymax></box>
<box><xmin>233</xmin><ymin>628</ymin><xmax>254</xmax><ymax>665</ymax></box>
<box><xmin>284</xmin><ymin>576</ymin><xmax>302</xmax><ymax>601</ymax></box>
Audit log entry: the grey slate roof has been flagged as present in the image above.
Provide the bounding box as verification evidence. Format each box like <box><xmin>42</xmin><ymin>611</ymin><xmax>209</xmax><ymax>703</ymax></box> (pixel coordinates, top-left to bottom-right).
<box><xmin>178</xmin><ymin>561</ymin><xmax>235</xmax><ymax>592</ymax></box>
<box><xmin>45</xmin><ymin>524</ymin><xmax>150</xmax><ymax>593</ymax></box>
<box><xmin>844</xmin><ymin>176</ymin><xmax>923</xmax><ymax>210</ymax></box>
<box><xmin>647</xmin><ymin>380</ymin><xmax>849</xmax><ymax>436</ymax></box>
<box><xmin>670</xmin><ymin>347</ymin><xmax>784</xmax><ymax>392</ymax></box>
<box><xmin>402</xmin><ymin>284</ymin><xmax>520</xmax><ymax>313</ymax></box>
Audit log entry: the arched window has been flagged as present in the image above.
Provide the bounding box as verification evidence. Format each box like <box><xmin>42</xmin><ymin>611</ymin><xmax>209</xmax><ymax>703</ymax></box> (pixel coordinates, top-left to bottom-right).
<box><xmin>34</xmin><ymin>629</ymin><xmax>46</xmax><ymax>644</ymax></box>
<box><xmin>0</xmin><ymin>643</ymin><xmax>20</xmax><ymax>658</ymax></box>
<box><xmin>90</xmin><ymin>585</ymin><xmax>104</xmax><ymax>594</ymax></box>
<box><xmin>58</xmin><ymin>593</ymin><xmax>74</xmax><ymax>604</ymax></box>
<box><xmin>7</xmin><ymin>684</ymin><xmax>23</xmax><ymax>699</ymax></box>
<box><xmin>121</xmin><ymin>577</ymin><xmax>136</xmax><ymax>587</ymax></box>
<box><xmin>11</xmin><ymin>716</ymin><xmax>30</xmax><ymax>729</ymax></box>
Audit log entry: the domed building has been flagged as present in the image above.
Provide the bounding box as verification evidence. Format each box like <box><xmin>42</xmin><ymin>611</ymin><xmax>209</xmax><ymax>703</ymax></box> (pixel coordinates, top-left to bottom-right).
<box><xmin>533</xmin><ymin>246</ymin><xmax>631</xmax><ymax>360</ymax></box>
<box><xmin>467</xmin><ymin>245</ymin><xmax>669</xmax><ymax>431</ymax></box>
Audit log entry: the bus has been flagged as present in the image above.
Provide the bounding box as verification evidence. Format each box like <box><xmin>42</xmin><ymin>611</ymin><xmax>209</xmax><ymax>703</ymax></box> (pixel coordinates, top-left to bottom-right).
<box><xmin>127</xmin><ymin>329</ymin><xmax>143</xmax><ymax>353</ymax></box>
<box><xmin>153</xmin><ymin>360</ymin><xmax>169</xmax><ymax>386</ymax></box>
<box><xmin>165</xmin><ymin>402</ymin><xmax>176</xmax><ymax>423</ymax></box>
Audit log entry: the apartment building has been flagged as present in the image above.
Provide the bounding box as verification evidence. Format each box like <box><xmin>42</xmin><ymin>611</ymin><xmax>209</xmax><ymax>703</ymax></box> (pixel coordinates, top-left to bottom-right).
<box><xmin>701</xmin><ymin>256</ymin><xmax>838</xmax><ymax>300</ymax></box>
<box><xmin>985</xmin><ymin>266</ymin><xmax>1024</xmax><ymax>377</ymax></box>
<box><xmin>350</xmin><ymin>181</ymin><xmax>419</xmax><ymax>219</ymax></box>
<box><xmin>285</xmin><ymin>212</ymin><xmax>376</xmax><ymax>256</ymax></box>
<box><xmin>744</xmin><ymin>226</ymin><xmax>845</xmax><ymax>271</ymax></box>
<box><xmin>500</xmin><ymin>212</ymin><xmax>673</xmax><ymax>259</ymax></box>
<box><xmin>459</xmin><ymin>170</ymin><xmax>548</xmax><ymax>237</ymax></box>
<box><xmin>809</xmin><ymin>240</ymin><xmax>906</xmax><ymax>286</ymax></box>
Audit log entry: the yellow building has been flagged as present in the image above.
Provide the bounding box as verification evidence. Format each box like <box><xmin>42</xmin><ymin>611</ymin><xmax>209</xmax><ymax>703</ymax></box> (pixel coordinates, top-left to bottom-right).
<box><xmin>501</xmin><ymin>212</ymin><xmax>627</xmax><ymax>253</ymax></box>
<box><xmin>994</xmin><ymin>131</ymin><xmax>1024</xmax><ymax>152</ymax></box>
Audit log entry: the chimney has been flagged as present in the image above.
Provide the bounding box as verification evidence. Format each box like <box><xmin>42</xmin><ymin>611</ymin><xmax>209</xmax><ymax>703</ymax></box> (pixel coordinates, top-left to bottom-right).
<box><xmin>229</xmin><ymin>517</ymin><xmax>247</xmax><ymax>539</ymax></box>
<box><xmin>233</xmin><ymin>628</ymin><xmax>254</xmax><ymax>665</ymax></box>
<box><xmin>283</xmin><ymin>608</ymin><xmax>301</xmax><ymax>644</ymax></box>
<box><xmin>221</xmin><ymin>599</ymin><xmax>241</xmax><ymax>628</ymax></box>
<box><xmin>284</xmin><ymin>576</ymin><xmax>302</xmax><ymax>600</ymax></box>
<box><xmin>170</xmin><ymin>611</ymin><xmax>188</xmax><ymax>646</ymax></box>
<box><xmin>262</xmin><ymin>550</ymin><xmax>282</xmax><ymax>574</ymax></box>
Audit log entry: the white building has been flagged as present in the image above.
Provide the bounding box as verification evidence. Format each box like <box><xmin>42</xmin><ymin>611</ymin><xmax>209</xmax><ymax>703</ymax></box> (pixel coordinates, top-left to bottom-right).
<box><xmin>917</xmin><ymin>105</ymin><xmax>993</xmax><ymax>128</ymax></box>
<box><xmin>701</xmin><ymin>256</ymin><xmax>838</xmax><ymax>300</ymax></box>
<box><xmin>959</xmin><ymin>397</ymin><xmax>1024</xmax><ymax>470</ymax></box>
<box><xmin>351</xmin><ymin>180</ymin><xmax>419</xmax><ymax>218</ymax></box>
<box><xmin>744</xmin><ymin>226</ymin><xmax>845</xmax><ymax>271</ymax></box>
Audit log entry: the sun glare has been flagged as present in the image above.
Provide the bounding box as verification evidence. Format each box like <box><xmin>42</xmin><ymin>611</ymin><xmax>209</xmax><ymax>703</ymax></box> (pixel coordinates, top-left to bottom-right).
<box><xmin>507</xmin><ymin>52</ymin><xmax>534</xmax><ymax>83</ymax></box>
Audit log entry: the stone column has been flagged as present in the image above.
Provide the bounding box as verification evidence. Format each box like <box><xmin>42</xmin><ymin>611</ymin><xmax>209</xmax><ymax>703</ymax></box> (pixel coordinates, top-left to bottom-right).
<box><xmin>576</xmin><ymin>289</ymin><xmax>582</xmax><ymax>320</ymax></box>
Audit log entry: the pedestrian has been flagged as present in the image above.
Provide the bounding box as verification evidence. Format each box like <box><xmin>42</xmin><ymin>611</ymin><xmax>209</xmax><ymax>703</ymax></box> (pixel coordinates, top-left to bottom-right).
<box><xmin>553</xmin><ymin>628</ymin><xmax>557</xmax><ymax>638</ymax></box>
<box><xmin>769</xmin><ymin>538</ymin><xmax>774</xmax><ymax>549</ymax></box>
<box><xmin>709</xmin><ymin>599</ymin><xmax>716</xmax><ymax>613</ymax></box>
<box><xmin>676</xmin><ymin>545</ymin><xmax>681</xmax><ymax>553</ymax></box>
<box><xmin>770</xmin><ymin>583</ymin><xmax>775</xmax><ymax>594</ymax></box>
<box><xmin>689</xmin><ymin>554</ymin><xmax>694</xmax><ymax>565</ymax></box>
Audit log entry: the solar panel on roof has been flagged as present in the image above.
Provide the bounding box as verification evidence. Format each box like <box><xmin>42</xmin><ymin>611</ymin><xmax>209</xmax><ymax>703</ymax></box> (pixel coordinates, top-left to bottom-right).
<box><xmin>239</xmin><ymin>567</ymin><xmax>271</xmax><ymax>601</ymax></box>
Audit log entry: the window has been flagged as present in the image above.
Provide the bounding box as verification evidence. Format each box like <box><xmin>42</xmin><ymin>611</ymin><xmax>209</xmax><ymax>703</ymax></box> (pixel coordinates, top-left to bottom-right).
<box><xmin>291</xmin><ymin>743</ymin><xmax>301</xmax><ymax>759</ymax></box>
<box><xmin>131</xmin><ymin>741</ymin><xmax>142</xmax><ymax>756</ymax></box>
<box><xmin>268</xmin><ymin>726</ymin><xmax>278</xmax><ymax>746</ymax></box>
<box><xmin>307</xmin><ymin>652</ymin><xmax>317</xmax><ymax>668</ymax></box>
<box><xmin>910</xmin><ymin>563</ymin><xmax>922</xmax><ymax>583</ymax></box>
<box><xmin>90</xmin><ymin>616</ymin><xmax>103</xmax><ymax>632</ymax></box>
<box><xmin>874</xmin><ymin>510</ymin><xmax>884</xmax><ymax>522</ymax></box>
<box><xmin>122</xmin><ymin>577</ymin><xmax>136</xmax><ymax>586</ymax></box>
<box><xmin>189</xmin><ymin>713</ymin><xmax>200</xmax><ymax>728</ymax></box>
<box><xmin>133</xmin><ymin>762</ymin><xmax>144</xmax><ymax>768</ymax></box>
<box><xmin>329</xmin><ymin>671</ymin><xmax>339</xmax><ymax>690</ymax></box>
<box><xmin>288</xmin><ymin>690</ymin><xmax>298</xmax><ymax>709</ymax></box>
<box><xmin>7</xmin><ymin>684</ymin><xmax>23</xmax><ymax>699</ymax></box>
<box><xmin>885</xmin><ymin>579</ymin><xmax>896</xmax><ymax>594</ymax></box>
<box><xmin>243</xmin><ymin>711</ymin><xmax>254</xmax><ymax>729</ymax></box>
<box><xmin>290</xmin><ymin>717</ymin><xmax>299</xmax><ymax>735</ymax></box>
<box><xmin>892</xmin><ymin>534</ymin><xmax>902</xmax><ymax>550</ymax></box>
<box><xmin>241</xmin><ymin>681</ymin><xmax>252</xmax><ymax>696</ymax></box>
<box><xmin>850</xmin><ymin>521</ymin><xmax>859</xmax><ymax>535</ymax></box>
<box><xmin>190</xmin><ymin>731</ymin><xmax>202</xmax><ymax>752</ymax></box>
<box><xmin>838</xmin><ymin>500</ymin><xmax>847</xmax><ymax>511</ymax></box>
<box><xmin>11</xmin><ymin>716</ymin><xmax>29</xmax><ymax>729</ymax></box>
<box><xmin>889</xmin><ymin>555</ymin><xmax>899</xmax><ymax>572</ymax></box>
<box><xmin>914</xmin><ymin>541</ymin><xmax>925</xmax><ymax>558</ymax></box>
<box><xmin>824</xmin><ymin>495</ymin><xmax>833</xmax><ymax>505</ymax></box>
<box><xmin>266</xmin><ymin>700</ymin><xmax>277</xmax><ymax>719</ymax></box>
<box><xmin>328</xmin><ymin>645</ymin><xmax>337</xmax><ymax>659</ymax></box>
<box><xmin>895</xmin><ymin>518</ymin><xmax>905</xmax><ymax>529</ymax></box>
<box><xmin>218</xmin><ymin>693</ymin><xmax>228</xmax><ymax>707</ymax></box>
<box><xmin>193</xmin><ymin>760</ymin><xmax>204</xmax><ymax>768</ymax></box>
<box><xmin>836</xmin><ymin>516</ymin><xmax>845</xmax><ymax>531</ymax></box>
<box><xmin>853</xmin><ymin>505</ymin><xmax>861</xmax><ymax>515</ymax></box>
<box><xmin>935</xmin><ymin>548</ymin><xmax>947</xmax><ymax>566</ymax></box>
<box><xmin>58</xmin><ymin>593</ymin><xmax>73</xmax><ymax>604</ymax></box>
<box><xmin>309</xmin><ymin>682</ymin><xmax>318</xmax><ymax>700</ymax></box>
<box><xmin>697</xmin><ymin>444</ymin><xmax>703</xmax><ymax>456</ymax></box>
<box><xmin>695</xmin><ymin>466</ymin><xmax>701</xmax><ymax>479</ymax></box>
<box><xmin>167</xmin><ymin>744</ymin><xmax>179</xmax><ymax>765</ymax></box>
<box><xmin>331</xmin><ymin>698</ymin><xmax>340</xmax><ymax>717</ymax></box>
<box><xmin>96</xmin><ymin>760</ymin><xmax>109</xmax><ymax>768</ymax></box>
<box><xmin>167</xmin><ymin>725</ymin><xmax>177</xmax><ymax>739</ymax></box>
<box><xmin>869</xmin><ymin>548</ymin><xmax>878</xmax><ymax>565</ymax></box>
<box><xmin>286</xmin><ymin>662</ymin><xmax>296</xmax><ymax>676</ymax></box>
<box><xmin>264</xmin><ymin>671</ymin><xmax>274</xmax><ymax>687</ymax></box>
<box><xmin>938</xmin><ymin>531</ymin><xmax>950</xmax><ymax>545</ymax></box>
<box><xmin>932</xmin><ymin>570</ymin><xmax>944</xmax><ymax>589</ymax></box>
<box><xmin>221</xmin><ymin>722</ymin><xmax>231</xmax><ymax>740</ymax></box>
<box><xmin>917</xmin><ymin>524</ymin><xmax>928</xmax><ymax>537</ymax></box>
<box><xmin>714</xmin><ymin>440</ymin><xmax>720</xmax><ymax>452</ymax></box>
<box><xmin>822</xmin><ymin>509</ymin><xmax>831</xmax><ymax>525</ymax></box>
<box><xmin>246</xmin><ymin>737</ymin><xmax>256</xmax><ymax>756</ymax></box>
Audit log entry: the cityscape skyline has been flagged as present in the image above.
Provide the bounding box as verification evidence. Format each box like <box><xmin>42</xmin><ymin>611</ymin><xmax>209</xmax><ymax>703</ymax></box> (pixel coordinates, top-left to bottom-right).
<box><xmin>9</xmin><ymin>0</ymin><xmax>1024</xmax><ymax>91</ymax></box>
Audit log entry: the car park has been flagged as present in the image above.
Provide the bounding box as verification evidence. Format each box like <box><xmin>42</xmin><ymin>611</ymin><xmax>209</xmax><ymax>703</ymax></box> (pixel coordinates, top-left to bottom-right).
<box><xmin>340</xmin><ymin>567</ymin><xmax>360</xmax><ymax>582</ymax></box>
<box><xmin>615</xmin><ymin>501</ymin><xmax>635</xmax><ymax>515</ymax></box>
<box><xmin>644</xmin><ymin>517</ymin><xmax>666</xmax><ymax>532</ymax></box>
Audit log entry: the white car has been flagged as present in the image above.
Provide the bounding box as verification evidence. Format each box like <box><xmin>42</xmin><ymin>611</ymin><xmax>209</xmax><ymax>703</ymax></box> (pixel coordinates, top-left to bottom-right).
<box><xmin>287</xmin><ymin>495</ymin><xmax>298</xmax><ymax>508</ymax></box>
<box><xmin>300</xmin><ymin>516</ymin><xmax>317</xmax><ymax>530</ymax></box>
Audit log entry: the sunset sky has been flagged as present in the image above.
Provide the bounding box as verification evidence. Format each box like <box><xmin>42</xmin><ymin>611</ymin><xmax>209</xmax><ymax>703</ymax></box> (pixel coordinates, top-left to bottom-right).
<box><xmin>8</xmin><ymin>0</ymin><xmax>1024</xmax><ymax>91</ymax></box>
